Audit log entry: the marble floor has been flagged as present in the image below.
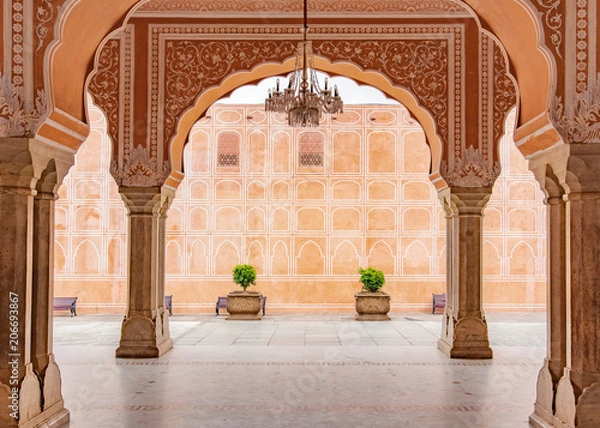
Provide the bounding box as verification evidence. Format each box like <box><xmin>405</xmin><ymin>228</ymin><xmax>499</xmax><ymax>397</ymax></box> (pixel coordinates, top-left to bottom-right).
<box><xmin>54</xmin><ymin>312</ymin><xmax>546</xmax><ymax>428</ymax></box>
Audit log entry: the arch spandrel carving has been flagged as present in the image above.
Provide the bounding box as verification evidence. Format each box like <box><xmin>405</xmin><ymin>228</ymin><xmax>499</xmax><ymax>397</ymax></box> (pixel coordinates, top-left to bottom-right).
<box><xmin>1</xmin><ymin>0</ymin><xmax>564</xmax><ymax>170</ymax></box>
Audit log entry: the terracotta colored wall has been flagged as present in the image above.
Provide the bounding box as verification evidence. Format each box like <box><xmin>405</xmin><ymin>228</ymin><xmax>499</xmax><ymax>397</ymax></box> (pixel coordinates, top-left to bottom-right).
<box><xmin>54</xmin><ymin>103</ymin><xmax>546</xmax><ymax>313</ymax></box>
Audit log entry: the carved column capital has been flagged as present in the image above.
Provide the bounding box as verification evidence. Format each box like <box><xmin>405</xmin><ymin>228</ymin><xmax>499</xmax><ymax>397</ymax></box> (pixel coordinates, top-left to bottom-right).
<box><xmin>119</xmin><ymin>186</ymin><xmax>174</xmax><ymax>216</ymax></box>
<box><xmin>0</xmin><ymin>138</ymin><xmax>74</xmax><ymax>191</ymax></box>
<box><xmin>438</xmin><ymin>186</ymin><xmax>493</xmax><ymax>216</ymax></box>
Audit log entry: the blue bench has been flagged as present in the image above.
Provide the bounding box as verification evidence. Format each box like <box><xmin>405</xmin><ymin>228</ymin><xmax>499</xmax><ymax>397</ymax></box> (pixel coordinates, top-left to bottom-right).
<box><xmin>432</xmin><ymin>293</ymin><xmax>446</xmax><ymax>314</ymax></box>
<box><xmin>216</xmin><ymin>296</ymin><xmax>267</xmax><ymax>316</ymax></box>
<box><xmin>164</xmin><ymin>295</ymin><xmax>173</xmax><ymax>316</ymax></box>
<box><xmin>53</xmin><ymin>297</ymin><xmax>77</xmax><ymax>317</ymax></box>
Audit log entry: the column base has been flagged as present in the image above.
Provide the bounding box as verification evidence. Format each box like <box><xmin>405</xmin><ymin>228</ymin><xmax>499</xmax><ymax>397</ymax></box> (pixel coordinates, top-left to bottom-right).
<box><xmin>438</xmin><ymin>337</ymin><xmax>493</xmax><ymax>359</ymax></box>
<box><xmin>115</xmin><ymin>315</ymin><xmax>173</xmax><ymax>358</ymax></box>
<box><xmin>19</xmin><ymin>402</ymin><xmax>69</xmax><ymax>428</ymax></box>
<box><xmin>437</xmin><ymin>314</ymin><xmax>493</xmax><ymax>359</ymax></box>
<box><xmin>529</xmin><ymin>411</ymin><xmax>568</xmax><ymax>428</ymax></box>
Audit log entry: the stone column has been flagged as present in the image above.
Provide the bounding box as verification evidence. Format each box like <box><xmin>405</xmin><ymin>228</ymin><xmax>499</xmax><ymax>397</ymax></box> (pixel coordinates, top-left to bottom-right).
<box><xmin>530</xmin><ymin>170</ymin><xmax>568</xmax><ymax>425</ymax></box>
<box><xmin>437</xmin><ymin>187</ymin><xmax>493</xmax><ymax>359</ymax></box>
<box><xmin>551</xmin><ymin>187</ymin><xmax>600</xmax><ymax>427</ymax></box>
<box><xmin>0</xmin><ymin>138</ymin><xmax>70</xmax><ymax>428</ymax></box>
<box><xmin>116</xmin><ymin>186</ymin><xmax>174</xmax><ymax>358</ymax></box>
<box><xmin>530</xmin><ymin>146</ymin><xmax>600</xmax><ymax>427</ymax></box>
<box><xmin>31</xmin><ymin>188</ymin><xmax>66</xmax><ymax>418</ymax></box>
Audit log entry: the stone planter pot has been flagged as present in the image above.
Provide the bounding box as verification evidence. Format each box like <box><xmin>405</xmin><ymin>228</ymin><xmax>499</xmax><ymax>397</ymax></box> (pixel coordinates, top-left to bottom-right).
<box><xmin>226</xmin><ymin>290</ymin><xmax>263</xmax><ymax>320</ymax></box>
<box><xmin>354</xmin><ymin>291</ymin><xmax>391</xmax><ymax>321</ymax></box>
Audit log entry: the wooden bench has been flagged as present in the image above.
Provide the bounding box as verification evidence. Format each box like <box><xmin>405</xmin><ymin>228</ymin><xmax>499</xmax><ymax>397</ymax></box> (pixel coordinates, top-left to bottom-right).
<box><xmin>432</xmin><ymin>293</ymin><xmax>446</xmax><ymax>314</ymax></box>
<box><xmin>53</xmin><ymin>297</ymin><xmax>77</xmax><ymax>317</ymax></box>
<box><xmin>164</xmin><ymin>295</ymin><xmax>173</xmax><ymax>316</ymax></box>
<box><xmin>216</xmin><ymin>296</ymin><xmax>267</xmax><ymax>316</ymax></box>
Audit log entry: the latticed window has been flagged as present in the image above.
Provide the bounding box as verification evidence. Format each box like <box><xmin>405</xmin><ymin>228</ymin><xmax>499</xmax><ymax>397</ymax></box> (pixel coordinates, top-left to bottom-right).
<box><xmin>298</xmin><ymin>132</ymin><xmax>324</xmax><ymax>167</ymax></box>
<box><xmin>217</xmin><ymin>132</ymin><xmax>240</xmax><ymax>167</ymax></box>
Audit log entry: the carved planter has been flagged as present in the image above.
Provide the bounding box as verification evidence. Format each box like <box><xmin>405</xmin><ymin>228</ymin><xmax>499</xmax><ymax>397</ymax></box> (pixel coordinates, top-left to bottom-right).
<box><xmin>226</xmin><ymin>290</ymin><xmax>263</xmax><ymax>320</ymax></box>
<box><xmin>354</xmin><ymin>291</ymin><xmax>391</xmax><ymax>321</ymax></box>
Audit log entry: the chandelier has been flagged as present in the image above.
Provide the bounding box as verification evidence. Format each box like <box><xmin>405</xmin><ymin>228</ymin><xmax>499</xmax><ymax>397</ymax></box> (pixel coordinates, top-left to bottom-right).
<box><xmin>264</xmin><ymin>0</ymin><xmax>343</xmax><ymax>127</ymax></box>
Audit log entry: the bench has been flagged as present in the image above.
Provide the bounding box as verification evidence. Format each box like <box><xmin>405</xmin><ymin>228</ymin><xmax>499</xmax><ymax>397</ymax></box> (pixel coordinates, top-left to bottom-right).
<box><xmin>53</xmin><ymin>297</ymin><xmax>77</xmax><ymax>317</ymax></box>
<box><xmin>216</xmin><ymin>296</ymin><xmax>267</xmax><ymax>316</ymax></box>
<box><xmin>164</xmin><ymin>295</ymin><xmax>173</xmax><ymax>316</ymax></box>
<box><xmin>432</xmin><ymin>293</ymin><xmax>446</xmax><ymax>314</ymax></box>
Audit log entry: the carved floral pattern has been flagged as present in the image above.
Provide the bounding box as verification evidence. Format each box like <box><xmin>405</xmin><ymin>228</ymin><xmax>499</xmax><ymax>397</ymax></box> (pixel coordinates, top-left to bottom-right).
<box><xmin>89</xmin><ymin>28</ymin><xmax>150</xmax><ymax>186</ymax></box>
<box><xmin>0</xmin><ymin>72</ymin><xmax>47</xmax><ymax>138</ymax></box>
<box><xmin>532</xmin><ymin>0</ymin><xmax>564</xmax><ymax>60</ymax></box>
<box><xmin>35</xmin><ymin>0</ymin><xmax>58</xmax><ymax>54</ymax></box>
<box><xmin>138</xmin><ymin>0</ymin><xmax>466</xmax><ymax>13</ymax></box>
<box><xmin>441</xmin><ymin>145</ymin><xmax>500</xmax><ymax>187</ymax></box>
<box><xmin>315</xmin><ymin>38</ymin><xmax>451</xmax><ymax>145</ymax></box>
<box><xmin>574</xmin><ymin>0</ymin><xmax>588</xmax><ymax>92</ymax></box>
<box><xmin>553</xmin><ymin>77</ymin><xmax>600</xmax><ymax>144</ymax></box>
<box><xmin>160</xmin><ymin>39</ymin><xmax>298</xmax><ymax>147</ymax></box>
<box><xmin>111</xmin><ymin>145</ymin><xmax>170</xmax><ymax>187</ymax></box>
<box><xmin>481</xmin><ymin>35</ymin><xmax>490</xmax><ymax>159</ymax></box>
<box><xmin>493</xmin><ymin>43</ymin><xmax>517</xmax><ymax>149</ymax></box>
<box><xmin>89</xmin><ymin>39</ymin><xmax>121</xmax><ymax>151</ymax></box>
<box><xmin>12</xmin><ymin>0</ymin><xmax>25</xmax><ymax>87</ymax></box>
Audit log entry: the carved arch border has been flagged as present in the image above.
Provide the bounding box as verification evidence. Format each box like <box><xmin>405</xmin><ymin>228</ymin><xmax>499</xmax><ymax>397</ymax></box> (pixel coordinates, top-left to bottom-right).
<box><xmin>32</xmin><ymin>0</ymin><xmax>558</xmax><ymax>162</ymax></box>
<box><xmin>166</xmin><ymin>56</ymin><xmax>444</xmax><ymax>190</ymax></box>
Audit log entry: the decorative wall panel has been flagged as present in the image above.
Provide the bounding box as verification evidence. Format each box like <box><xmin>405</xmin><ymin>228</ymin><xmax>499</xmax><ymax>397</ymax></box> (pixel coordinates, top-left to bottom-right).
<box><xmin>54</xmin><ymin>103</ymin><xmax>547</xmax><ymax>311</ymax></box>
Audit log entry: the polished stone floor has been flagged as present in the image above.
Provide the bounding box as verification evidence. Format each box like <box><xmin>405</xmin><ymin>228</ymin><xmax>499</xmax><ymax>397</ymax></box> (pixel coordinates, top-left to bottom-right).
<box><xmin>54</xmin><ymin>312</ymin><xmax>546</xmax><ymax>428</ymax></box>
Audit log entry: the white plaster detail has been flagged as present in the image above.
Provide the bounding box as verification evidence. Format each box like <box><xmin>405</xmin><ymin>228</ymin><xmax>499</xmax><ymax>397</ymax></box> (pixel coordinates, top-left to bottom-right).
<box><xmin>553</xmin><ymin>76</ymin><xmax>600</xmax><ymax>143</ymax></box>
<box><xmin>111</xmin><ymin>145</ymin><xmax>170</xmax><ymax>187</ymax></box>
<box><xmin>0</xmin><ymin>72</ymin><xmax>47</xmax><ymax>137</ymax></box>
<box><xmin>442</xmin><ymin>145</ymin><xmax>500</xmax><ymax>187</ymax></box>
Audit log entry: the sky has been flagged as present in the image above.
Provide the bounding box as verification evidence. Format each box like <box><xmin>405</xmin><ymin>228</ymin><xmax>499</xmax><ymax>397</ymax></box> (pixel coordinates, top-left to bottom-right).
<box><xmin>217</xmin><ymin>71</ymin><xmax>400</xmax><ymax>105</ymax></box>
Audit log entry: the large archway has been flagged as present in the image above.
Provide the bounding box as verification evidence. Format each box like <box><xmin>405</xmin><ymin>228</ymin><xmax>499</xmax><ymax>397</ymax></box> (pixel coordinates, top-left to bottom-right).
<box><xmin>9</xmin><ymin>1</ymin><xmax>600</xmax><ymax>428</ymax></box>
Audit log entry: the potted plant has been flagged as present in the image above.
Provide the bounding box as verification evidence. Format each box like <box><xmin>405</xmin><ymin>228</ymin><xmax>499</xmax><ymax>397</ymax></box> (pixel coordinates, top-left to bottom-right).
<box><xmin>226</xmin><ymin>264</ymin><xmax>263</xmax><ymax>320</ymax></box>
<box><xmin>354</xmin><ymin>267</ymin><xmax>391</xmax><ymax>320</ymax></box>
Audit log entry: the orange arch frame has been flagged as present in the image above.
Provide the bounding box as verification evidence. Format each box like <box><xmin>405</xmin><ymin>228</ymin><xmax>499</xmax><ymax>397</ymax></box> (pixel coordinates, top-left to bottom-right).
<box><xmin>39</xmin><ymin>0</ymin><xmax>558</xmax><ymax>161</ymax></box>
<box><xmin>165</xmin><ymin>57</ymin><xmax>443</xmax><ymax>189</ymax></box>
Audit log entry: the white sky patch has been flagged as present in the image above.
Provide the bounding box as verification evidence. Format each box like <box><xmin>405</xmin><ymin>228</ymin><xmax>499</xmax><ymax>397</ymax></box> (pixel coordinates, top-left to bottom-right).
<box><xmin>217</xmin><ymin>71</ymin><xmax>400</xmax><ymax>105</ymax></box>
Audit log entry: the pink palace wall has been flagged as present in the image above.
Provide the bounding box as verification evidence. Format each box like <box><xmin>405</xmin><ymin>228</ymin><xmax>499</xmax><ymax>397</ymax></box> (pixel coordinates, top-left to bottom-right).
<box><xmin>53</xmin><ymin>102</ymin><xmax>546</xmax><ymax>313</ymax></box>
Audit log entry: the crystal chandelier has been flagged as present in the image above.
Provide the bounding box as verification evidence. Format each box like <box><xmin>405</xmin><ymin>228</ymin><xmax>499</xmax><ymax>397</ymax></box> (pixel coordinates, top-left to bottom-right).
<box><xmin>265</xmin><ymin>0</ymin><xmax>343</xmax><ymax>127</ymax></box>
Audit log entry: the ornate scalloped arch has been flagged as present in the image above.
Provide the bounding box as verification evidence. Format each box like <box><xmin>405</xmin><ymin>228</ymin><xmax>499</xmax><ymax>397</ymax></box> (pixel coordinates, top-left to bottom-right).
<box><xmin>166</xmin><ymin>56</ymin><xmax>443</xmax><ymax>190</ymax></box>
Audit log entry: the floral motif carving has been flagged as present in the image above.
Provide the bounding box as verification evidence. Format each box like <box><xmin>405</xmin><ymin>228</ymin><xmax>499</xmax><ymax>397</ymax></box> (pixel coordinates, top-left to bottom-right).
<box><xmin>492</xmin><ymin>43</ymin><xmax>517</xmax><ymax>149</ymax></box>
<box><xmin>35</xmin><ymin>0</ymin><xmax>57</xmax><ymax>54</ymax></box>
<box><xmin>315</xmin><ymin>39</ymin><xmax>450</xmax><ymax>144</ymax></box>
<box><xmin>574</xmin><ymin>0</ymin><xmax>588</xmax><ymax>92</ymax></box>
<box><xmin>481</xmin><ymin>35</ymin><xmax>490</xmax><ymax>159</ymax></box>
<box><xmin>88</xmin><ymin>39</ymin><xmax>121</xmax><ymax>151</ymax></box>
<box><xmin>160</xmin><ymin>39</ymin><xmax>298</xmax><ymax>147</ymax></box>
<box><xmin>0</xmin><ymin>72</ymin><xmax>47</xmax><ymax>137</ymax></box>
<box><xmin>12</xmin><ymin>0</ymin><xmax>25</xmax><ymax>87</ymax></box>
<box><xmin>138</xmin><ymin>0</ymin><xmax>466</xmax><ymax>13</ymax></box>
<box><xmin>111</xmin><ymin>145</ymin><xmax>170</xmax><ymax>187</ymax></box>
<box><xmin>553</xmin><ymin>76</ymin><xmax>600</xmax><ymax>144</ymax></box>
<box><xmin>532</xmin><ymin>0</ymin><xmax>564</xmax><ymax>60</ymax></box>
<box><xmin>441</xmin><ymin>146</ymin><xmax>500</xmax><ymax>187</ymax></box>
<box><xmin>89</xmin><ymin>28</ymin><xmax>142</xmax><ymax>184</ymax></box>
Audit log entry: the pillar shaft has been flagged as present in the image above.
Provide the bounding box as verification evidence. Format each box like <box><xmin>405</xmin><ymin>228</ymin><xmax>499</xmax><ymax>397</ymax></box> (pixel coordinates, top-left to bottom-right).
<box><xmin>566</xmin><ymin>192</ymin><xmax>600</xmax><ymax>388</ymax></box>
<box><xmin>31</xmin><ymin>192</ymin><xmax>56</xmax><ymax>374</ymax></box>
<box><xmin>546</xmin><ymin>196</ymin><xmax>568</xmax><ymax>381</ymax></box>
<box><xmin>0</xmin><ymin>138</ymin><xmax>70</xmax><ymax>428</ymax></box>
<box><xmin>116</xmin><ymin>186</ymin><xmax>173</xmax><ymax>358</ymax></box>
<box><xmin>530</xmin><ymin>146</ymin><xmax>600</xmax><ymax>427</ymax></box>
<box><xmin>438</xmin><ymin>188</ymin><xmax>493</xmax><ymax>359</ymax></box>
